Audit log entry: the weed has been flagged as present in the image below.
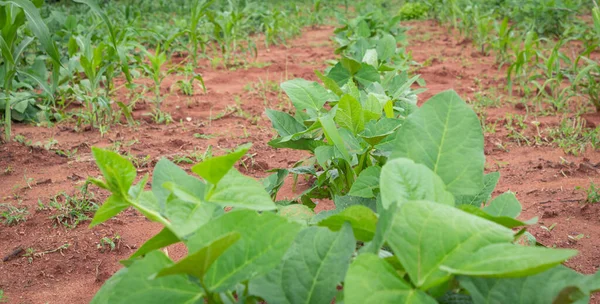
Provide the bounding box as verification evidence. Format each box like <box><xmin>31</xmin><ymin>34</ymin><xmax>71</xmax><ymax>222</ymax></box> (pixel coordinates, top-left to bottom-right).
<box><xmin>548</xmin><ymin>117</ymin><xmax>600</xmax><ymax>155</ymax></box>
<box><xmin>97</xmin><ymin>234</ymin><xmax>121</xmax><ymax>253</ymax></box>
<box><xmin>49</xmin><ymin>184</ymin><xmax>98</xmax><ymax>229</ymax></box>
<box><xmin>583</xmin><ymin>182</ymin><xmax>600</xmax><ymax>204</ymax></box>
<box><xmin>0</xmin><ymin>203</ymin><xmax>29</xmax><ymax>226</ymax></box>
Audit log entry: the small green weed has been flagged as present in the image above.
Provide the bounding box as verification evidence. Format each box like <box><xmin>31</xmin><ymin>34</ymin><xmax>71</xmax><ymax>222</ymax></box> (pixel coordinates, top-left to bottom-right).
<box><xmin>0</xmin><ymin>203</ymin><xmax>28</xmax><ymax>226</ymax></box>
<box><xmin>548</xmin><ymin>117</ymin><xmax>600</xmax><ymax>155</ymax></box>
<box><xmin>583</xmin><ymin>182</ymin><xmax>600</xmax><ymax>204</ymax></box>
<box><xmin>97</xmin><ymin>234</ymin><xmax>121</xmax><ymax>253</ymax></box>
<box><xmin>49</xmin><ymin>184</ymin><xmax>98</xmax><ymax>229</ymax></box>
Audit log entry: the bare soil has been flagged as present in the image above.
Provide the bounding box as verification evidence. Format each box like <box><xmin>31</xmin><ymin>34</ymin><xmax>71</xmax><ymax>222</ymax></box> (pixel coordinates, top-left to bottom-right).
<box><xmin>0</xmin><ymin>21</ymin><xmax>599</xmax><ymax>303</ymax></box>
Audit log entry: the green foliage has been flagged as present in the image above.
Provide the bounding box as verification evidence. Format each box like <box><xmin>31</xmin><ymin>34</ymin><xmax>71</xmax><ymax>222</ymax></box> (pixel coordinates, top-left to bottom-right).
<box><xmin>88</xmin><ymin>88</ymin><xmax>599</xmax><ymax>303</ymax></box>
<box><xmin>584</xmin><ymin>181</ymin><xmax>600</xmax><ymax>204</ymax></box>
<box><xmin>0</xmin><ymin>203</ymin><xmax>28</xmax><ymax>225</ymax></box>
<box><xmin>398</xmin><ymin>2</ymin><xmax>429</xmax><ymax>20</ymax></box>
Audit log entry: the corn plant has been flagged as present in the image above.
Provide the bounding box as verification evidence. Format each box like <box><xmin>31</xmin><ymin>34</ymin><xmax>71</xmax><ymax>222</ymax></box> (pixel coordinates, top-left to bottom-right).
<box><xmin>573</xmin><ymin>57</ymin><xmax>600</xmax><ymax>112</ymax></box>
<box><xmin>185</xmin><ymin>0</ymin><xmax>214</xmax><ymax>66</ymax></box>
<box><xmin>506</xmin><ymin>31</ymin><xmax>540</xmax><ymax>96</ymax></box>
<box><xmin>138</xmin><ymin>44</ymin><xmax>169</xmax><ymax>108</ymax></box>
<box><xmin>0</xmin><ymin>0</ymin><xmax>61</xmax><ymax>141</ymax></box>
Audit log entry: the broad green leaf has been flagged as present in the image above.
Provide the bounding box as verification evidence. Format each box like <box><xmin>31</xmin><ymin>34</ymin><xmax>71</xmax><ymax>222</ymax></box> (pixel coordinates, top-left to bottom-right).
<box><xmin>354</xmin><ymin>63</ymin><xmax>380</xmax><ymax>87</ymax></box>
<box><xmin>191</xmin><ymin>143</ymin><xmax>250</xmax><ymax>184</ymax></box>
<box><xmin>157</xmin><ymin>232</ymin><xmax>240</xmax><ymax>279</ymax></box>
<box><xmin>380</xmin><ymin>158</ymin><xmax>455</xmax><ymax>208</ymax></box>
<box><xmin>348</xmin><ymin>166</ymin><xmax>381</xmax><ymax>198</ymax></box>
<box><xmin>341</xmin><ymin>56</ymin><xmax>361</xmax><ymax>75</ymax></box>
<box><xmin>459</xmin><ymin>205</ymin><xmax>528</xmax><ymax>229</ymax></box>
<box><xmin>335</xmin><ymin>94</ymin><xmax>364</xmax><ymax>134</ymax></box>
<box><xmin>268</xmin><ymin>137</ymin><xmax>325</xmax><ymax>152</ymax></box>
<box><xmin>344</xmin><ymin>254</ymin><xmax>436</xmax><ymax>304</ymax></box>
<box><xmin>89</xmin><ymin>194</ymin><xmax>128</xmax><ymax>227</ymax></box>
<box><xmin>186</xmin><ymin>210</ymin><xmax>301</xmax><ymax>292</ymax></box>
<box><xmin>362</xmin><ymin>197</ymin><xmax>396</xmax><ymax>254</ymax></box>
<box><xmin>278</xmin><ymin>204</ymin><xmax>314</xmax><ymax>223</ymax></box>
<box><xmin>483</xmin><ymin>192</ymin><xmax>521</xmax><ymax>218</ymax></box>
<box><xmin>266</xmin><ymin>109</ymin><xmax>306</xmax><ymax>137</ymax></box>
<box><xmin>388</xmin><ymin>200</ymin><xmax>515</xmax><ymax>289</ymax></box>
<box><xmin>327</xmin><ymin>62</ymin><xmax>352</xmax><ymax>87</ymax></box>
<box><xmin>363</xmin><ymin>93</ymin><xmax>383</xmax><ymax>122</ymax></box>
<box><xmin>441</xmin><ymin>243</ymin><xmax>577</xmax><ymax>277</ymax></box>
<box><xmin>129</xmin><ymin>228</ymin><xmax>179</xmax><ymax>259</ymax></box>
<box><xmin>359</xmin><ymin>118</ymin><xmax>402</xmax><ymax>146</ymax></box>
<box><xmin>315</xmin><ymin>70</ymin><xmax>343</xmax><ymax>96</ymax></box>
<box><xmin>345</xmin><ymin>79</ymin><xmax>360</xmax><ymax>101</ymax></box>
<box><xmin>319</xmin><ymin>115</ymin><xmax>351</xmax><ymax>162</ymax></box>
<box><xmin>164</xmin><ymin>197</ymin><xmax>221</xmax><ymax>238</ymax></box>
<box><xmin>317</xmin><ymin>205</ymin><xmax>377</xmax><ymax>241</ymax></box>
<box><xmin>207</xmin><ymin>169</ymin><xmax>276</xmax><ymax>211</ymax></box>
<box><xmin>92</xmin><ymin>147</ymin><xmax>136</xmax><ymax>197</ymax></box>
<box><xmin>362</xmin><ymin>49</ymin><xmax>378</xmax><ymax>68</ymax></box>
<box><xmin>334</xmin><ymin>194</ymin><xmax>377</xmax><ymax>211</ymax></box>
<box><xmin>281</xmin><ymin>78</ymin><xmax>333</xmax><ymax>113</ymax></box>
<box><xmin>249</xmin><ymin>225</ymin><xmax>355</xmax><ymax>304</ymax></box>
<box><xmin>376</xmin><ymin>34</ymin><xmax>397</xmax><ymax>61</ymax></box>
<box><xmin>91</xmin><ymin>251</ymin><xmax>203</xmax><ymax>304</ymax></box>
<box><xmin>153</xmin><ymin>158</ymin><xmax>206</xmax><ymax>212</ymax></box>
<box><xmin>459</xmin><ymin>265</ymin><xmax>599</xmax><ymax>304</ymax></box>
<box><xmin>390</xmin><ymin>90</ymin><xmax>485</xmax><ymax>197</ymax></box>
<box><xmin>455</xmin><ymin>172</ymin><xmax>500</xmax><ymax>207</ymax></box>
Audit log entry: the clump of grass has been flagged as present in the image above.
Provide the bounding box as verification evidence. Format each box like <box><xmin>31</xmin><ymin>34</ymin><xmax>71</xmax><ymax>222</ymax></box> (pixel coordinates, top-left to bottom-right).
<box><xmin>48</xmin><ymin>183</ymin><xmax>98</xmax><ymax>229</ymax></box>
<box><xmin>548</xmin><ymin>117</ymin><xmax>600</xmax><ymax>155</ymax></box>
<box><xmin>584</xmin><ymin>182</ymin><xmax>600</xmax><ymax>204</ymax></box>
<box><xmin>0</xmin><ymin>203</ymin><xmax>28</xmax><ymax>226</ymax></box>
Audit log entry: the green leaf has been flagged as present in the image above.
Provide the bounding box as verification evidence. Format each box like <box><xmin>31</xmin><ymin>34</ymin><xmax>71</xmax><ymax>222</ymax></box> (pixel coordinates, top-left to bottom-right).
<box><xmin>483</xmin><ymin>192</ymin><xmax>521</xmax><ymax>218</ymax></box>
<box><xmin>363</xmin><ymin>93</ymin><xmax>383</xmax><ymax>122</ymax></box>
<box><xmin>315</xmin><ymin>70</ymin><xmax>343</xmax><ymax>96</ymax></box>
<box><xmin>376</xmin><ymin>34</ymin><xmax>397</xmax><ymax>61</ymax></box>
<box><xmin>2</xmin><ymin>0</ymin><xmax>61</xmax><ymax>66</ymax></box>
<box><xmin>455</xmin><ymin>172</ymin><xmax>500</xmax><ymax>207</ymax></box>
<box><xmin>348</xmin><ymin>166</ymin><xmax>381</xmax><ymax>198</ymax></box>
<box><xmin>390</xmin><ymin>90</ymin><xmax>485</xmax><ymax>197</ymax></box>
<box><xmin>278</xmin><ymin>204</ymin><xmax>315</xmax><ymax>223</ymax></box>
<box><xmin>327</xmin><ymin>62</ymin><xmax>352</xmax><ymax>87</ymax></box>
<box><xmin>459</xmin><ymin>265</ymin><xmax>598</xmax><ymax>304</ymax></box>
<box><xmin>319</xmin><ymin>115</ymin><xmax>351</xmax><ymax>162</ymax></box>
<box><xmin>191</xmin><ymin>144</ymin><xmax>250</xmax><ymax>184</ymax></box>
<box><xmin>317</xmin><ymin>205</ymin><xmax>377</xmax><ymax>241</ymax></box>
<box><xmin>129</xmin><ymin>228</ymin><xmax>180</xmax><ymax>259</ymax></box>
<box><xmin>388</xmin><ymin>200</ymin><xmax>514</xmax><ymax>289</ymax></box>
<box><xmin>380</xmin><ymin>158</ymin><xmax>455</xmax><ymax>208</ymax></box>
<box><xmin>186</xmin><ymin>210</ymin><xmax>302</xmax><ymax>292</ymax></box>
<box><xmin>335</xmin><ymin>94</ymin><xmax>364</xmax><ymax>134</ymax></box>
<box><xmin>249</xmin><ymin>225</ymin><xmax>355</xmax><ymax>304</ymax></box>
<box><xmin>354</xmin><ymin>63</ymin><xmax>380</xmax><ymax>87</ymax></box>
<box><xmin>344</xmin><ymin>254</ymin><xmax>436</xmax><ymax>304</ymax></box>
<box><xmin>164</xmin><ymin>197</ymin><xmax>221</xmax><ymax>238</ymax></box>
<box><xmin>441</xmin><ymin>243</ymin><xmax>577</xmax><ymax>277</ymax></box>
<box><xmin>207</xmin><ymin>169</ymin><xmax>276</xmax><ymax>211</ymax></box>
<box><xmin>156</xmin><ymin>232</ymin><xmax>240</xmax><ymax>279</ymax></box>
<box><xmin>92</xmin><ymin>148</ymin><xmax>136</xmax><ymax>198</ymax></box>
<box><xmin>89</xmin><ymin>194</ymin><xmax>129</xmax><ymax>227</ymax></box>
<box><xmin>359</xmin><ymin>118</ymin><xmax>402</xmax><ymax>146</ymax></box>
<box><xmin>91</xmin><ymin>251</ymin><xmax>203</xmax><ymax>304</ymax></box>
<box><xmin>153</xmin><ymin>158</ymin><xmax>206</xmax><ymax>212</ymax></box>
<box><xmin>281</xmin><ymin>78</ymin><xmax>333</xmax><ymax>113</ymax></box>
<box><xmin>458</xmin><ymin>205</ymin><xmax>528</xmax><ymax>229</ymax></box>
<box><xmin>266</xmin><ymin>109</ymin><xmax>307</xmax><ymax>137</ymax></box>
<box><xmin>268</xmin><ymin>137</ymin><xmax>325</xmax><ymax>152</ymax></box>
<box><xmin>362</xmin><ymin>49</ymin><xmax>378</xmax><ymax>68</ymax></box>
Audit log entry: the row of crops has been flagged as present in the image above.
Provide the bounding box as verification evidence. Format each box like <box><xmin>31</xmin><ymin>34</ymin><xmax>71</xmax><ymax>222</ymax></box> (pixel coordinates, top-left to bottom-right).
<box><xmin>83</xmin><ymin>2</ymin><xmax>600</xmax><ymax>304</ymax></box>
<box><xmin>407</xmin><ymin>0</ymin><xmax>600</xmax><ymax>113</ymax></box>
<box><xmin>0</xmin><ymin>0</ymin><xmax>344</xmax><ymax>139</ymax></box>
